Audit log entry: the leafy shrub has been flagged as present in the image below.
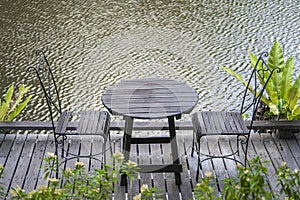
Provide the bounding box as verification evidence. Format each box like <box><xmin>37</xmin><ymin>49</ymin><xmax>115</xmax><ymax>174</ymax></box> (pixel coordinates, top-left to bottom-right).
<box><xmin>133</xmin><ymin>184</ymin><xmax>163</xmax><ymax>200</ymax></box>
<box><xmin>3</xmin><ymin>156</ymin><xmax>300</xmax><ymax>199</ymax></box>
<box><xmin>222</xmin><ymin>157</ymin><xmax>273</xmax><ymax>199</ymax></box>
<box><xmin>193</xmin><ymin>156</ymin><xmax>300</xmax><ymax>200</ymax></box>
<box><xmin>276</xmin><ymin>162</ymin><xmax>300</xmax><ymax>199</ymax></box>
<box><xmin>10</xmin><ymin>151</ymin><xmax>139</xmax><ymax>200</ymax></box>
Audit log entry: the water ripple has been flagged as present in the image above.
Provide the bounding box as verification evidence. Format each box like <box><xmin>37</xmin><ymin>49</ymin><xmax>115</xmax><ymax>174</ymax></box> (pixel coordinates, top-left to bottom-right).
<box><xmin>0</xmin><ymin>0</ymin><xmax>299</xmax><ymax>121</ymax></box>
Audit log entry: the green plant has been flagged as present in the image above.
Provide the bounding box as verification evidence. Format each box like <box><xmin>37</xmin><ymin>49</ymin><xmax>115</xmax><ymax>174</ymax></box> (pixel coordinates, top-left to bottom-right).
<box><xmin>193</xmin><ymin>171</ymin><xmax>220</xmax><ymax>200</ymax></box>
<box><xmin>10</xmin><ymin>151</ymin><xmax>139</xmax><ymax>200</ymax></box>
<box><xmin>276</xmin><ymin>162</ymin><xmax>300</xmax><ymax>199</ymax></box>
<box><xmin>4</xmin><ymin>155</ymin><xmax>300</xmax><ymax>199</ymax></box>
<box><xmin>133</xmin><ymin>184</ymin><xmax>163</xmax><ymax>200</ymax></box>
<box><xmin>220</xmin><ymin>40</ymin><xmax>300</xmax><ymax>120</ymax></box>
<box><xmin>0</xmin><ymin>84</ymin><xmax>32</xmax><ymax>121</ymax></box>
<box><xmin>222</xmin><ymin>157</ymin><xmax>273</xmax><ymax>200</ymax></box>
<box><xmin>192</xmin><ymin>156</ymin><xmax>300</xmax><ymax>200</ymax></box>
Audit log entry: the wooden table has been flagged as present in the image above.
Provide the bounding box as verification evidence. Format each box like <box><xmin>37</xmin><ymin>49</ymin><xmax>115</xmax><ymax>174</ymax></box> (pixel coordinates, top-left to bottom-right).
<box><xmin>101</xmin><ymin>78</ymin><xmax>198</xmax><ymax>186</ymax></box>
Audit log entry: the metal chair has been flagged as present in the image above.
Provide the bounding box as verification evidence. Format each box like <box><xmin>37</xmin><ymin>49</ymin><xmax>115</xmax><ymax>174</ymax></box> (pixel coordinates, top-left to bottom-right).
<box><xmin>28</xmin><ymin>50</ymin><xmax>111</xmax><ymax>177</ymax></box>
<box><xmin>191</xmin><ymin>52</ymin><xmax>279</xmax><ymax>181</ymax></box>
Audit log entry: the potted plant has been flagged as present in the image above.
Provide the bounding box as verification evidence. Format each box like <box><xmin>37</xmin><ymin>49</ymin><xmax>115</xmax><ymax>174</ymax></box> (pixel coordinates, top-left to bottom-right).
<box><xmin>220</xmin><ymin>40</ymin><xmax>300</xmax><ymax>138</ymax></box>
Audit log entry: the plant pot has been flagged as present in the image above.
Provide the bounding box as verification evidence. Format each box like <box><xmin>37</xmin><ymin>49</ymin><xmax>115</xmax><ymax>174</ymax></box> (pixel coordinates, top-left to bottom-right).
<box><xmin>276</xmin><ymin>129</ymin><xmax>294</xmax><ymax>139</ymax></box>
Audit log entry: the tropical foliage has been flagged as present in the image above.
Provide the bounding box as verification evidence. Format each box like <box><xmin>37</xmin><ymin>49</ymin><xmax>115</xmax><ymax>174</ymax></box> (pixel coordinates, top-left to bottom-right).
<box><xmin>220</xmin><ymin>40</ymin><xmax>300</xmax><ymax>120</ymax></box>
<box><xmin>3</xmin><ymin>156</ymin><xmax>300</xmax><ymax>199</ymax></box>
<box><xmin>194</xmin><ymin>156</ymin><xmax>300</xmax><ymax>200</ymax></box>
<box><xmin>10</xmin><ymin>151</ymin><xmax>139</xmax><ymax>200</ymax></box>
<box><xmin>0</xmin><ymin>85</ymin><xmax>32</xmax><ymax>121</ymax></box>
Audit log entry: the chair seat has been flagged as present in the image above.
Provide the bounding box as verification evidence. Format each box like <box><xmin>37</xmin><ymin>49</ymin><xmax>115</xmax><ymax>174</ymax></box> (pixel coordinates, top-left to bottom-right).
<box><xmin>192</xmin><ymin>111</ymin><xmax>249</xmax><ymax>137</ymax></box>
<box><xmin>55</xmin><ymin>110</ymin><xmax>110</xmax><ymax>136</ymax></box>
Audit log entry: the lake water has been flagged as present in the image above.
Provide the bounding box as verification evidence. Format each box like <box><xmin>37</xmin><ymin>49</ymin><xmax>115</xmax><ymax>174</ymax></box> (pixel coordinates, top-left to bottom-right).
<box><xmin>0</xmin><ymin>0</ymin><xmax>299</xmax><ymax>121</ymax></box>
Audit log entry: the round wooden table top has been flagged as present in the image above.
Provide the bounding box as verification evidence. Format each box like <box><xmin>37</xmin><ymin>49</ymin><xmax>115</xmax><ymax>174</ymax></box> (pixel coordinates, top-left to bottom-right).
<box><xmin>102</xmin><ymin>78</ymin><xmax>199</xmax><ymax>119</ymax></box>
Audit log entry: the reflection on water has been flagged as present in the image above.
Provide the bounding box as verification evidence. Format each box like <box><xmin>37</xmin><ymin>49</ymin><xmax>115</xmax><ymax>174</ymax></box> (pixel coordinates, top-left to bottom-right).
<box><xmin>0</xmin><ymin>0</ymin><xmax>299</xmax><ymax>121</ymax></box>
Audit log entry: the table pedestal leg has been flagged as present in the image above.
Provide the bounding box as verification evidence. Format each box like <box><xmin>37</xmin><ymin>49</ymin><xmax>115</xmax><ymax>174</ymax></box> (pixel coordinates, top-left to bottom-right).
<box><xmin>168</xmin><ymin>116</ymin><xmax>182</xmax><ymax>185</ymax></box>
<box><xmin>121</xmin><ymin>117</ymin><xmax>133</xmax><ymax>186</ymax></box>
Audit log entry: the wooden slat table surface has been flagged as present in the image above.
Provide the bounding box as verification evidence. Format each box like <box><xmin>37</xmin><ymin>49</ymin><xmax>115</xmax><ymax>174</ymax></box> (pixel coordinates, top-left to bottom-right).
<box><xmin>102</xmin><ymin>78</ymin><xmax>198</xmax><ymax>119</ymax></box>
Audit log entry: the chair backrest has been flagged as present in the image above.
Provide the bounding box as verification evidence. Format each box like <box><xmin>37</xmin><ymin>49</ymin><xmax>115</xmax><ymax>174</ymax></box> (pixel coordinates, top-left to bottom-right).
<box><xmin>240</xmin><ymin>52</ymin><xmax>280</xmax><ymax>128</ymax></box>
<box><xmin>28</xmin><ymin>50</ymin><xmax>62</xmax><ymax>132</ymax></box>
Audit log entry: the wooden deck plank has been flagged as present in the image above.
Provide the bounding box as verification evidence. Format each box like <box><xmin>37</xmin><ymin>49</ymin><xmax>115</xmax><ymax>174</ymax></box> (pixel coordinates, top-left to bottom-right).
<box><xmin>177</xmin><ymin>134</ymin><xmax>193</xmax><ymax>200</ymax></box>
<box><xmin>0</xmin><ymin>134</ymin><xmax>16</xmax><ymax>165</ymax></box>
<box><xmin>285</xmin><ymin>134</ymin><xmax>300</xmax><ymax>169</ymax></box>
<box><xmin>22</xmin><ymin>134</ymin><xmax>48</xmax><ymax>192</ymax></box>
<box><xmin>150</xmin><ymin>143</ymin><xmax>168</xmax><ymax>199</ymax></box>
<box><xmin>1</xmin><ymin>134</ymin><xmax>27</xmax><ymax>197</ymax></box>
<box><xmin>136</xmin><ymin>143</ymin><xmax>152</xmax><ymax>198</ymax></box>
<box><xmin>250</xmin><ymin>133</ymin><xmax>279</xmax><ymax>195</ymax></box>
<box><xmin>199</xmin><ymin>136</ymin><xmax>222</xmax><ymax>195</ymax></box>
<box><xmin>0</xmin><ymin>133</ymin><xmax>5</xmax><ymax>146</ymax></box>
<box><xmin>269</xmin><ymin>134</ymin><xmax>299</xmax><ymax>170</ymax></box>
<box><xmin>0</xmin><ymin>129</ymin><xmax>300</xmax><ymax>199</ymax></box>
<box><xmin>9</xmin><ymin>134</ymin><xmax>37</xmax><ymax>191</ymax></box>
<box><xmin>35</xmin><ymin>134</ymin><xmax>56</xmax><ymax>188</ymax></box>
<box><xmin>218</xmin><ymin>136</ymin><xmax>239</xmax><ymax>179</ymax></box>
<box><xmin>216</xmin><ymin>136</ymin><xmax>238</xmax><ymax>184</ymax></box>
<box><xmin>128</xmin><ymin>143</ymin><xmax>140</xmax><ymax>199</ymax></box>
<box><xmin>209</xmin><ymin>136</ymin><xmax>230</xmax><ymax>192</ymax></box>
<box><xmin>1</xmin><ymin>120</ymin><xmax>299</xmax><ymax>132</ymax></box>
<box><xmin>162</xmin><ymin>142</ymin><xmax>181</xmax><ymax>200</ymax></box>
<box><xmin>111</xmin><ymin>133</ymin><xmax>126</xmax><ymax>200</ymax></box>
<box><xmin>186</xmin><ymin>136</ymin><xmax>200</xmax><ymax>199</ymax></box>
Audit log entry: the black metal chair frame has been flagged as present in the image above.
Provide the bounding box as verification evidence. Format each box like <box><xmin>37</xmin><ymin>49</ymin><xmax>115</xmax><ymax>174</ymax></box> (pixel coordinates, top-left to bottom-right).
<box><xmin>191</xmin><ymin>52</ymin><xmax>280</xmax><ymax>181</ymax></box>
<box><xmin>28</xmin><ymin>50</ymin><xmax>111</xmax><ymax>176</ymax></box>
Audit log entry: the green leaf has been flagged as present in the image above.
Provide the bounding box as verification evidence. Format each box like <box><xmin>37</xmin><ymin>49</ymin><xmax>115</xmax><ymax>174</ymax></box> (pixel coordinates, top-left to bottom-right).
<box><xmin>288</xmin><ymin>75</ymin><xmax>300</xmax><ymax>109</ymax></box>
<box><xmin>8</xmin><ymin>85</ymin><xmax>31</xmax><ymax>114</ymax></box>
<box><xmin>4</xmin><ymin>85</ymin><xmax>14</xmax><ymax>103</ymax></box>
<box><xmin>219</xmin><ymin>66</ymin><xmax>271</xmax><ymax>106</ymax></box>
<box><xmin>249</xmin><ymin>52</ymin><xmax>279</xmax><ymax>107</ymax></box>
<box><xmin>268</xmin><ymin>40</ymin><xmax>284</xmax><ymax>93</ymax></box>
<box><xmin>0</xmin><ymin>86</ymin><xmax>14</xmax><ymax>121</ymax></box>
<box><xmin>280</xmin><ymin>57</ymin><xmax>294</xmax><ymax>100</ymax></box>
<box><xmin>288</xmin><ymin>106</ymin><xmax>300</xmax><ymax>120</ymax></box>
<box><xmin>268</xmin><ymin>40</ymin><xmax>285</xmax><ymax>70</ymax></box>
<box><xmin>0</xmin><ymin>85</ymin><xmax>32</xmax><ymax>121</ymax></box>
<box><xmin>7</xmin><ymin>95</ymin><xmax>32</xmax><ymax>121</ymax></box>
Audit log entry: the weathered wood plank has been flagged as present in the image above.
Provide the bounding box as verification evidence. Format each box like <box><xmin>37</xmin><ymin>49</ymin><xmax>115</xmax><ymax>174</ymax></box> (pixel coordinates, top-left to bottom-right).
<box><xmin>0</xmin><ymin>134</ymin><xmax>16</xmax><ymax>165</ymax></box>
<box><xmin>1</xmin><ymin>120</ymin><xmax>299</xmax><ymax>132</ymax></box>
<box><xmin>284</xmin><ymin>134</ymin><xmax>300</xmax><ymax>169</ymax></box>
<box><xmin>136</xmin><ymin>143</ymin><xmax>152</xmax><ymax>198</ymax></box>
<box><xmin>127</xmin><ymin>143</ymin><xmax>139</xmax><ymax>199</ymax></box>
<box><xmin>177</xmin><ymin>134</ymin><xmax>193</xmax><ymax>200</ymax></box>
<box><xmin>209</xmin><ymin>136</ymin><xmax>229</xmax><ymax>192</ymax></box>
<box><xmin>151</xmin><ymin>143</ymin><xmax>167</xmax><ymax>199</ymax></box>
<box><xmin>198</xmin><ymin>136</ymin><xmax>221</xmax><ymax>195</ymax></box>
<box><xmin>1</xmin><ymin>134</ymin><xmax>27</xmax><ymax>196</ymax></box>
<box><xmin>0</xmin><ymin>121</ymin><xmax>192</xmax><ymax>131</ymax></box>
<box><xmin>1</xmin><ymin>130</ymin><xmax>300</xmax><ymax>199</ymax></box>
<box><xmin>250</xmin><ymin>133</ymin><xmax>279</xmax><ymax>194</ymax></box>
<box><xmin>111</xmin><ymin>134</ymin><xmax>126</xmax><ymax>200</ymax></box>
<box><xmin>162</xmin><ymin>142</ymin><xmax>181</xmax><ymax>200</ymax></box>
<box><xmin>22</xmin><ymin>134</ymin><xmax>49</xmax><ymax>192</ymax></box>
<box><xmin>37</xmin><ymin>135</ymin><xmax>55</xmax><ymax>182</ymax></box>
<box><xmin>9</xmin><ymin>134</ymin><xmax>38</xmax><ymax>192</ymax></box>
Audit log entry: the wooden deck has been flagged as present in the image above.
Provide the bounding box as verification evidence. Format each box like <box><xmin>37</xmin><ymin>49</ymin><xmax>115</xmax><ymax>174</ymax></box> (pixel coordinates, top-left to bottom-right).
<box><xmin>1</xmin><ymin>128</ymin><xmax>300</xmax><ymax>199</ymax></box>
